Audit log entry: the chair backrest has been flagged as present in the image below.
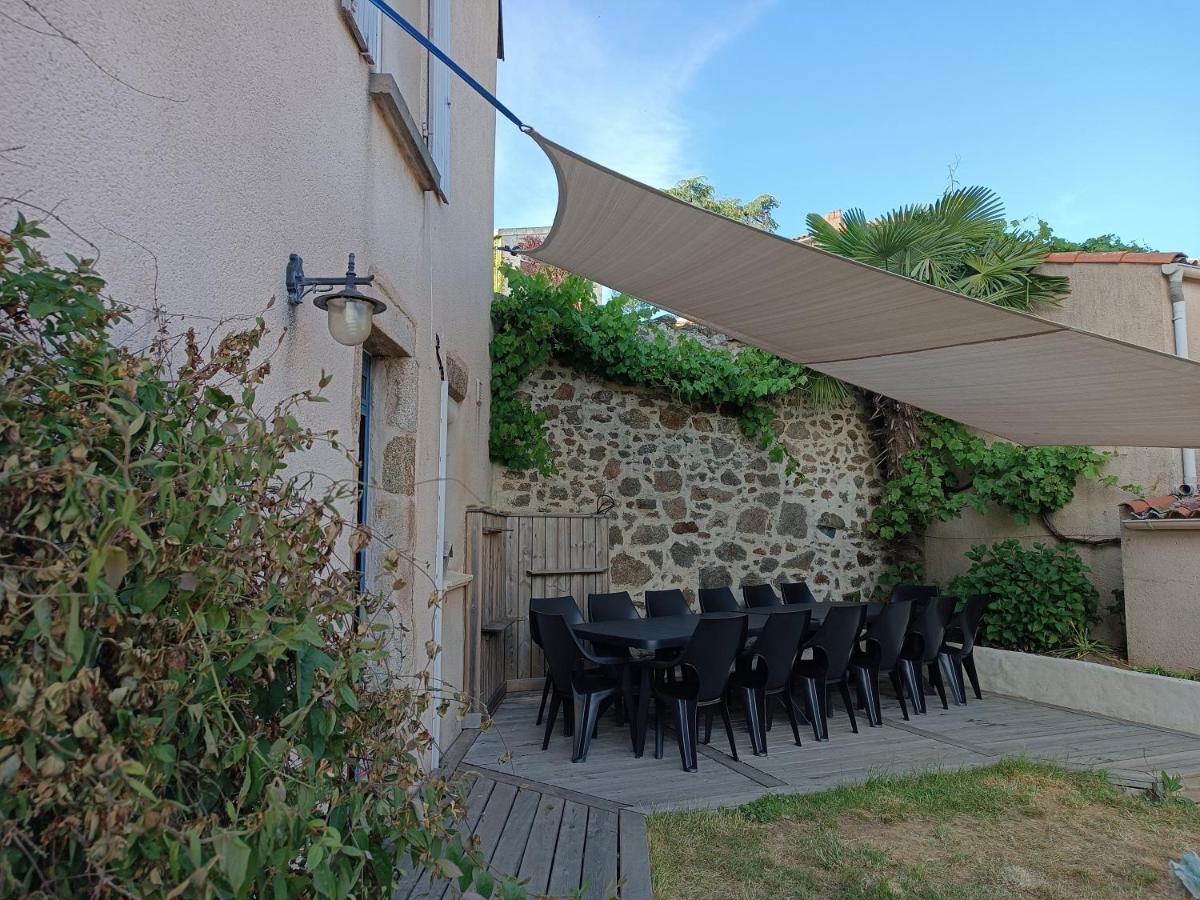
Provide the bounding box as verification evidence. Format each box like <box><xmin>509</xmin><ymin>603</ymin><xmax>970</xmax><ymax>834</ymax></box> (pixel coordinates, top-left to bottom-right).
<box><xmin>645</xmin><ymin>588</ymin><xmax>691</xmax><ymax>618</ymax></box>
<box><xmin>780</xmin><ymin>580</ymin><xmax>817</xmax><ymax>605</ymax></box>
<box><xmin>742</xmin><ymin>583</ymin><xmax>782</xmax><ymax>608</ymax></box>
<box><xmin>932</xmin><ymin>595</ymin><xmax>956</xmax><ymax>628</ymax></box>
<box><xmin>954</xmin><ymin>594</ymin><xmax>991</xmax><ymax>654</ymax></box>
<box><xmin>746</xmin><ymin>607</ymin><xmax>811</xmax><ymax>691</ymax></box>
<box><xmin>862</xmin><ymin>598</ymin><xmax>912</xmax><ymax>669</ymax></box>
<box><xmin>807</xmin><ymin>604</ymin><xmax>867</xmax><ymax>680</ymax></box>
<box><xmin>679</xmin><ymin>614</ymin><xmax>747</xmax><ymax>702</ymax></box>
<box><xmin>529</xmin><ymin>595</ymin><xmax>582</xmax><ymax>648</ymax></box>
<box><xmin>588</xmin><ymin>591</ymin><xmax>638</xmax><ymax>622</ymax></box>
<box><xmin>698</xmin><ymin>586</ymin><xmax>740</xmax><ymax>613</ymax></box>
<box><xmin>905</xmin><ymin>597</ymin><xmax>950</xmax><ymax>663</ymax></box>
<box><xmin>889</xmin><ymin>583</ymin><xmax>939</xmax><ymax>610</ymax></box>
<box><xmin>534</xmin><ymin>611</ymin><xmax>585</xmax><ymax>695</ymax></box>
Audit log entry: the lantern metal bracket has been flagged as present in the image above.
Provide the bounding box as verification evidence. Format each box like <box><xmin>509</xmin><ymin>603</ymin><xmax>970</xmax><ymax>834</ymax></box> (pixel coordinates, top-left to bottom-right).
<box><xmin>286</xmin><ymin>252</ymin><xmax>378</xmax><ymax>305</ymax></box>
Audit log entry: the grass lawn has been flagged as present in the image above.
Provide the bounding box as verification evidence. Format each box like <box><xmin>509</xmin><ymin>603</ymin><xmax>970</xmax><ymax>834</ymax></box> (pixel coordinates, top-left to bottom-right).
<box><xmin>647</xmin><ymin>759</ymin><xmax>1199</xmax><ymax>899</ymax></box>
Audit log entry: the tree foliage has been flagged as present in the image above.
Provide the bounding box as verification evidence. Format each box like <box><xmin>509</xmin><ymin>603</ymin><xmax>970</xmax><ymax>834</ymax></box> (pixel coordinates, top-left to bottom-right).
<box><xmin>0</xmin><ymin>217</ymin><xmax>515</xmax><ymax>898</ymax></box>
<box><xmin>807</xmin><ymin>186</ymin><xmax>1070</xmax><ymax>311</ymax></box>
<box><xmin>1029</xmin><ymin>218</ymin><xmax>1154</xmax><ymax>254</ymax></box>
<box><xmin>490</xmin><ymin>266</ymin><xmax>848</xmax><ymax>477</ymax></box>
<box><xmin>665</xmin><ymin>176</ymin><xmax>780</xmax><ymax>232</ymax></box>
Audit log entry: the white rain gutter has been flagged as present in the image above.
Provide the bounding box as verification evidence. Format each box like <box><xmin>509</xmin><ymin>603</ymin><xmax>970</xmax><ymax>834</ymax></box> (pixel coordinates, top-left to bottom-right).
<box><xmin>1163</xmin><ymin>263</ymin><xmax>1199</xmax><ymax>494</ymax></box>
<box><xmin>430</xmin><ymin>338</ymin><xmax>449</xmax><ymax>770</ymax></box>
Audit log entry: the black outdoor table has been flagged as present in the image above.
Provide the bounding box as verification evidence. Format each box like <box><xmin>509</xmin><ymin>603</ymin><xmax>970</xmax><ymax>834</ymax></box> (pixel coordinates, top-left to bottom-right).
<box><xmin>571</xmin><ymin>603</ymin><xmax>881</xmax><ymax>757</ymax></box>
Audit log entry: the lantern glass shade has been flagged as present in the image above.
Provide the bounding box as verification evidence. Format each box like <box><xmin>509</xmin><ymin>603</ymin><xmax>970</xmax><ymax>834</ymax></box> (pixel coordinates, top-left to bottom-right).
<box><xmin>325</xmin><ymin>295</ymin><xmax>375</xmax><ymax>346</ymax></box>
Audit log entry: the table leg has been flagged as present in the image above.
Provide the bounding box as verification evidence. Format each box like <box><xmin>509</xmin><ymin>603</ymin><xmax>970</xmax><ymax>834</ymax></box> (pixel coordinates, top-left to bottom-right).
<box><xmin>634</xmin><ymin>667</ymin><xmax>651</xmax><ymax>757</ymax></box>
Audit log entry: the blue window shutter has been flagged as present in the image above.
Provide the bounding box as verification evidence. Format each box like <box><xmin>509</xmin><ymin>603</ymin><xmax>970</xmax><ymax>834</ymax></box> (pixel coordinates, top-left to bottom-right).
<box><xmin>341</xmin><ymin>0</ymin><xmax>382</xmax><ymax>68</ymax></box>
<box><xmin>428</xmin><ymin>0</ymin><xmax>451</xmax><ymax>196</ymax></box>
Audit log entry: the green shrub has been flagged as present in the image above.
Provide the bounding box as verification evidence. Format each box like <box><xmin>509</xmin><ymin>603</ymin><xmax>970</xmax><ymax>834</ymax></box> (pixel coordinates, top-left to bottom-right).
<box><xmin>946</xmin><ymin>539</ymin><xmax>1099</xmax><ymax>653</ymax></box>
<box><xmin>0</xmin><ymin>217</ymin><xmax>514</xmax><ymax>897</ymax></box>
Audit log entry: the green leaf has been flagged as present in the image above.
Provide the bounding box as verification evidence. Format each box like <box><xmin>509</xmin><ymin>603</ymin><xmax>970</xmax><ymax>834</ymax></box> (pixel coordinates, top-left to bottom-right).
<box><xmin>214</xmin><ymin>832</ymin><xmax>252</xmax><ymax>893</ymax></box>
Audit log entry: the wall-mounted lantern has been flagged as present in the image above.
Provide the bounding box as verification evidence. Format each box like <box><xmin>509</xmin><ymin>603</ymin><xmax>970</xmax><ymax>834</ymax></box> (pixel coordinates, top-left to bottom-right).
<box><xmin>286</xmin><ymin>252</ymin><xmax>387</xmax><ymax>346</ymax></box>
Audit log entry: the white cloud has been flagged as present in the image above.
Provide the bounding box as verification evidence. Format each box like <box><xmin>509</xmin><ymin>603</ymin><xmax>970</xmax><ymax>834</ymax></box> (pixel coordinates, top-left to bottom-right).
<box><xmin>494</xmin><ymin>0</ymin><xmax>773</xmax><ymax>228</ymax></box>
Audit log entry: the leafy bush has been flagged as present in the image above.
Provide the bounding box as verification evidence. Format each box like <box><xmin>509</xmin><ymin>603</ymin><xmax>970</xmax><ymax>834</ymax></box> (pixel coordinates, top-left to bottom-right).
<box><xmin>946</xmin><ymin>539</ymin><xmax>1099</xmax><ymax>653</ymax></box>
<box><xmin>490</xmin><ymin>266</ymin><xmax>849</xmax><ymax>478</ymax></box>
<box><xmin>0</xmin><ymin>217</ymin><xmax>511</xmax><ymax>897</ymax></box>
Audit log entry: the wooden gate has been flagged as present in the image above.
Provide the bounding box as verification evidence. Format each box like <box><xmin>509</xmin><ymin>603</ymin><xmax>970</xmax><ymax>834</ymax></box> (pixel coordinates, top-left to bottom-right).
<box><xmin>464</xmin><ymin>510</ymin><xmax>509</xmax><ymax>713</ymax></box>
<box><xmin>464</xmin><ymin>510</ymin><xmax>610</xmax><ymax>712</ymax></box>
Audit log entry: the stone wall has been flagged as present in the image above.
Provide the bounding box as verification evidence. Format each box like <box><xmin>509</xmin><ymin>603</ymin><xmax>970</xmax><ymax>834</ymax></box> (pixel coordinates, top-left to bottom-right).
<box><xmin>492</xmin><ymin>360</ymin><xmax>890</xmax><ymax>605</ymax></box>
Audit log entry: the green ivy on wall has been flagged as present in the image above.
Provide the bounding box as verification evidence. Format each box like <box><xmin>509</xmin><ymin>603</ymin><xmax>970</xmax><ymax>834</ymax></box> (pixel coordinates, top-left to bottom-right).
<box><xmin>490</xmin><ymin>266</ymin><xmax>848</xmax><ymax>476</ymax></box>
<box><xmin>868</xmin><ymin>414</ymin><xmax>1118</xmax><ymax>542</ymax></box>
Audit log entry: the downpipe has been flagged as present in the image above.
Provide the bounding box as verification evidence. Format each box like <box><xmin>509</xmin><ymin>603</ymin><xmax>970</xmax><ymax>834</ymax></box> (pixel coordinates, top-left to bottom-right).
<box><xmin>1163</xmin><ymin>264</ymin><xmax>1198</xmax><ymax>494</ymax></box>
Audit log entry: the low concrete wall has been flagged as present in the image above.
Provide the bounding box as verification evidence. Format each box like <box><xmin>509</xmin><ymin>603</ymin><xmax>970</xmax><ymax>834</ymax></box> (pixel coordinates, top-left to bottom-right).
<box><xmin>973</xmin><ymin>647</ymin><xmax>1200</xmax><ymax>736</ymax></box>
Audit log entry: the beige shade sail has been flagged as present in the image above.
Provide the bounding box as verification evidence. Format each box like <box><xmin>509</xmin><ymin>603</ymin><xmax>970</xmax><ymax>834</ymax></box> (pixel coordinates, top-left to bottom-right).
<box><xmin>524</xmin><ymin>131</ymin><xmax>1200</xmax><ymax>448</ymax></box>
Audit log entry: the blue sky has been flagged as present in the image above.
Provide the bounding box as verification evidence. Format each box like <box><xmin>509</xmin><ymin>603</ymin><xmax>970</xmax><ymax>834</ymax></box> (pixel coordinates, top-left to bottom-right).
<box><xmin>494</xmin><ymin>0</ymin><xmax>1199</xmax><ymax>253</ymax></box>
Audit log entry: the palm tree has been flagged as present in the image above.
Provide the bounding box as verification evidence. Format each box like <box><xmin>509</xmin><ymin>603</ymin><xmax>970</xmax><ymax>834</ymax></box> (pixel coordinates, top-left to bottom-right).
<box><xmin>805</xmin><ymin>186</ymin><xmax>1070</xmax><ymax>476</ymax></box>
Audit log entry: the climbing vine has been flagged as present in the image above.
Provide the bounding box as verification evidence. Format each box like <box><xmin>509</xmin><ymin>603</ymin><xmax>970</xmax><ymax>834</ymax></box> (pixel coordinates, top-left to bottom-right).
<box><xmin>490</xmin><ymin>266</ymin><xmax>846</xmax><ymax>476</ymax></box>
<box><xmin>868</xmin><ymin>414</ymin><xmax>1119</xmax><ymax>542</ymax></box>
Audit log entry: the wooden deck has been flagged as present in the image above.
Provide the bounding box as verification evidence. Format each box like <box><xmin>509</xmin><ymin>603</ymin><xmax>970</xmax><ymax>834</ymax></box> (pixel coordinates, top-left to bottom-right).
<box><xmin>425</xmin><ymin>687</ymin><xmax>1200</xmax><ymax>897</ymax></box>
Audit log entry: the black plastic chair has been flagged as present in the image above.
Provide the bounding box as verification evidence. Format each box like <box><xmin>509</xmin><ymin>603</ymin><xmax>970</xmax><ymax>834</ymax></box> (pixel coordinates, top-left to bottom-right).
<box><xmin>535</xmin><ymin>611</ymin><xmax>628</xmax><ymax>762</ymax></box>
<box><xmin>728</xmin><ymin>607</ymin><xmax>811</xmax><ymax>755</ymax></box>
<box><xmin>849</xmin><ymin>598</ymin><xmax>914</xmax><ymax>726</ymax></box>
<box><xmin>530</xmin><ymin>595</ymin><xmax>584</xmax><ymax>727</ymax></box>
<box><xmin>587</xmin><ymin>591</ymin><xmax>639</xmax><ymax>658</ymax></box>
<box><xmin>780</xmin><ymin>580</ymin><xmax>818</xmax><ymax>605</ymax></box>
<box><xmin>793</xmin><ymin>604</ymin><xmax>867</xmax><ymax>740</ymax></box>
<box><xmin>902</xmin><ymin>596</ymin><xmax>959</xmax><ymax>712</ymax></box>
<box><xmin>943</xmin><ymin>594</ymin><xmax>991</xmax><ymax>701</ymax></box>
<box><xmin>889</xmin><ymin>583</ymin><xmax>939</xmax><ymax>611</ymax></box>
<box><xmin>742</xmin><ymin>583</ymin><xmax>782</xmax><ymax>608</ymax></box>
<box><xmin>698</xmin><ymin>586</ymin><xmax>740</xmax><ymax>613</ymax></box>
<box><xmin>646</xmin><ymin>588</ymin><xmax>691</xmax><ymax>618</ymax></box>
<box><xmin>652</xmin><ymin>613</ymin><xmax>747</xmax><ymax>771</ymax></box>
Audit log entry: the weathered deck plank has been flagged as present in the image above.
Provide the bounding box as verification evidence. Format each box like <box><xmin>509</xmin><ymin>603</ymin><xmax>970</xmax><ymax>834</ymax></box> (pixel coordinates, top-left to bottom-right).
<box><xmin>580</xmin><ymin>807</ymin><xmax>619</xmax><ymax>899</ymax></box>
<box><xmin>546</xmin><ymin>800</ymin><xmax>588</xmax><ymax>896</ymax></box>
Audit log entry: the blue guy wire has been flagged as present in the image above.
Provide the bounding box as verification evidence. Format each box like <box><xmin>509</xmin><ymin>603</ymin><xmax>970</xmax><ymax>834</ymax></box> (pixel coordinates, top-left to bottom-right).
<box><xmin>367</xmin><ymin>0</ymin><xmax>528</xmax><ymax>131</ymax></box>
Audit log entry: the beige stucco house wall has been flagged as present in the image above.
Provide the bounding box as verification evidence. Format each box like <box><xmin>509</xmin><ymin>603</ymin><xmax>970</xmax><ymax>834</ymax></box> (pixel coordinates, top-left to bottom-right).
<box><xmin>1120</xmin><ymin>522</ymin><xmax>1200</xmax><ymax>671</ymax></box>
<box><xmin>0</xmin><ymin>0</ymin><xmax>501</xmax><ymax>751</ymax></box>
<box><xmin>924</xmin><ymin>256</ymin><xmax>1195</xmax><ymax>646</ymax></box>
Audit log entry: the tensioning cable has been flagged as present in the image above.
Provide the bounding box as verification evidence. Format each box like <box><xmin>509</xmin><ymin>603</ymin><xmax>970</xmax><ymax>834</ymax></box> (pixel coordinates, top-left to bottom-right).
<box><xmin>368</xmin><ymin>0</ymin><xmax>528</xmax><ymax>131</ymax></box>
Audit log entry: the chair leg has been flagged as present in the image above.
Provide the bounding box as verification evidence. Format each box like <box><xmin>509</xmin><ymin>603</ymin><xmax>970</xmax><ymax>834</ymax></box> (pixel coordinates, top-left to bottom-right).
<box><xmin>671</xmin><ymin>699</ymin><xmax>694</xmax><ymax>772</ymax></box>
<box><xmin>542</xmin><ymin>693</ymin><xmax>561</xmax><ymax>750</ymax></box>
<box><xmin>889</xmin><ymin>670</ymin><xmax>910</xmax><ymax>721</ymax></box>
<box><xmin>940</xmin><ymin>653</ymin><xmax>965</xmax><ymax>706</ymax></box>
<box><xmin>799</xmin><ymin>677</ymin><xmax>826</xmax><ymax>741</ymax></box>
<box><xmin>854</xmin><ymin>665</ymin><xmax>880</xmax><ymax>727</ymax></box>
<box><xmin>782</xmin><ymin>690</ymin><xmax>803</xmax><ymax>747</ymax></box>
<box><xmin>654</xmin><ymin>698</ymin><xmax>665</xmax><ymax>760</ymax></box>
<box><xmin>963</xmin><ymin>653</ymin><xmax>982</xmax><ymax>699</ymax></box>
<box><xmin>686</xmin><ymin>701</ymin><xmax>699</xmax><ymax>771</ymax></box>
<box><xmin>906</xmin><ymin>660</ymin><xmax>927</xmax><ymax>715</ymax></box>
<box><xmin>837</xmin><ymin>678</ymin><xmax>859</xmax><ymax>734</ymax></box>
<box><xmin>536</xmin><ymin>669</ymin><xmax>551</xmax><ymax>726</ymax></box>
<box><xmin>928</xmin><ymin>662</ymin><xmax>949</xmax><ymax>710</ymax></box>
<box><xmin>573</xmin><ymin>691</ymin><xmax>605</xmax><ymax>763</ymax></box>
<box><xmin>742</xmin><ymin>687</ymin><xmax>766</xmax><ymax>756</ymax></box>
<box><xmin>719</xmin><ymin>702</ymin><xmax>739</xmax><ymax>762</ymax></box>
<box><xmin>702</xmin><ymin>709</ymin><xmax>713</xmax><ymax>745</ymax></box>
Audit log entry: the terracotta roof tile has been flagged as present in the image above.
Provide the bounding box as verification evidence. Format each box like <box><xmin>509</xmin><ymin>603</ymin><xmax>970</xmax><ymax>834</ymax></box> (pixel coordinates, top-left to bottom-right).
<box><xmin>1121</xmin><ymin>494</ymin><xmax>1200</xmax><ymax>520</ymax></box>
<box><xmin>1043</xmin><ymin>251</ymin><xmax>1189</xmax><ymax>265</ymax></box>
